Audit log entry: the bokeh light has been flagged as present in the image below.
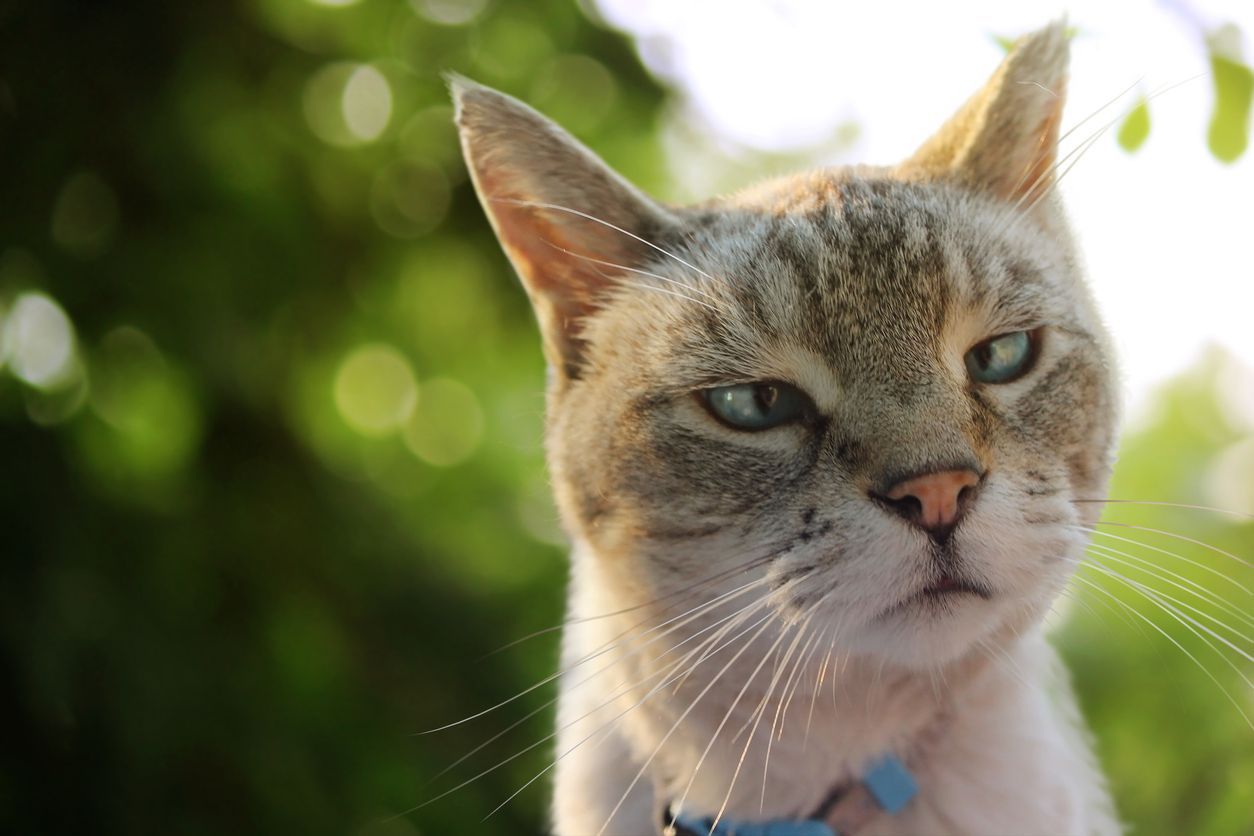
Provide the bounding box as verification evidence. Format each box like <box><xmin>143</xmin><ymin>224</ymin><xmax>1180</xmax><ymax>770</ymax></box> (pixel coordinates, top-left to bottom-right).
<box><xmin>516</xmin><ymin>467</ymin><xmax>567</xmax><ymax>547</ymax></box>
<box><xmin>85</xmin><ymin>326</ymin><xmax>203</xmax><ymax>482</ymax></box>
<box><xmin>342</xmin><ymin>65</ymin><xmax>393</xmax><ymax>142</ymax></box>
<box><xmin>304</xmin><ymin>62</ymin><xmax>393</xmax><ymax>146</ymax></box>
<box><xmin>398</xmin><ymin>105</ymin><xmax>464</xmax><ymax>178</ymax></box>
<box><xmin>49</xmin><ymin>171</ymin><xmax>119</xmax><ymax>257</ymax></box>
<box><xmin>370</xmin><ymin>160</ymin><xmax>451</xmax><ymax>238</ymax></box>
<box><xmin>402</xmin><ymin>377</ymin><xmax>484</xmax><ymax>466</ymax></box>
<box><xmin>25</xmin><ymin>370</ymin><xmax>89</xmax><ymax>426</ymax></box>
<box><xmin>1207</xmin><ymin>436</ymin><xmax>1254</xmax><ymax>514</ymax></box>
<box><xmin>530</xmin><ymin>54</ymin><xmax>618</xmax><ymax>135</ymax></box>
<box><xmin>411</xmin><ymin>0</ymin><xmax>489</xmax><ymax>27</ymax></box>
<box><xmin>470</xmin><ymin>16</ymin><xmax>553</xmax><ymax>82</ymax></box>
<box><xmin>333</xmin><ymin>344</ymin><xmax>419</xmax><ymax>437</ymax></box>
<box><xmin>1</xmin><ymin>292</ymin><xmax>77</xmax><ymax>389</ymax></box>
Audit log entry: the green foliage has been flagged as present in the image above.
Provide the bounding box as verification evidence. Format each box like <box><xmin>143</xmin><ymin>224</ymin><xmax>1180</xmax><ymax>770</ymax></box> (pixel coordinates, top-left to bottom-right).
<box><xmin>0</xmin><ymin>1</ymin><xmax>660</xmax><ymax>833</ymax></box>
<box><xmin>991</xmin><ymin>26</ymin><xmax>1078</xmax><ymax>54</ymax></box>
<box><xmin>1117</xmin><ymin>97</ymin><xmax>1151</xmax><ymax>152</ymax></box>
<box><xmin>1208</xmin><ymin>53</ymin><xmax>1254</xmax><ymax>163</ymax></box>
<box><xmin>1057</xmin><ymin>353</ymin><xmax>1254</xmax><ymax>836</ymax></box>
<box><xmin>992</xmin><ymin>33</ymin><xmax>1018</xmax><ymax>54</ymax></box>
<box><xmin>0</xmin><ymin>4</ymin><xmax>1249</xmax><ymax>836</ymax></box>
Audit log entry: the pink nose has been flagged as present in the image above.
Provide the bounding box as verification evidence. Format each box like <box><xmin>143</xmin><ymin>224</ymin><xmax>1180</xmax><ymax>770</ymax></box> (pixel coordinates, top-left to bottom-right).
<box><xmin>880</xmin><ymin>469</ymin><xmax>981</xmax><ymax>539</ymax></box>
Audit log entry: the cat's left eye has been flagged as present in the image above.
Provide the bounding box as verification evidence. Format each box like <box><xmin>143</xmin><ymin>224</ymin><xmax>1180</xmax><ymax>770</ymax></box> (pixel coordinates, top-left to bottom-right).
<box><xmin>701</xmin><ymin>382</ymin><xmax>812</xmax><ymax>431</ymax></box>
<box><xmin>965</xmin><ymin>329</ymin><xmax>1040</xmax><ymax>384</ymax></box>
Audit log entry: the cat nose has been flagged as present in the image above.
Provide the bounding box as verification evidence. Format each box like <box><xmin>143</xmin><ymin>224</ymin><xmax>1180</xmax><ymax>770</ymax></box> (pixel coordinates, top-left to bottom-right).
<box><xmin>872</xmin><ymin>468</ymin><xmax>982</xmax><ymax>542</ymax></box>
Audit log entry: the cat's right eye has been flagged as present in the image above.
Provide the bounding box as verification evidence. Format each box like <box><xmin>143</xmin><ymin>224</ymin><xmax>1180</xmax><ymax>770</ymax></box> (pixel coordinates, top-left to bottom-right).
<box><xmin>700</xmin><ymin>382</ymin><xmax>812</xmax><ymax>431</ymax></box>
<box><xmin>965</xmin><ymin>329</ymin><xmax>1040</xmax><ymax>384</ymax></box>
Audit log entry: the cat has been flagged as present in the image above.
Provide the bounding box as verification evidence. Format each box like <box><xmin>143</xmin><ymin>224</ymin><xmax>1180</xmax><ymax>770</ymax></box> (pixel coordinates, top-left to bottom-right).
<box><xmin>452</xmin><ymin>21</ymin><xmax>1123</xmax><ymax>836</ymax></box>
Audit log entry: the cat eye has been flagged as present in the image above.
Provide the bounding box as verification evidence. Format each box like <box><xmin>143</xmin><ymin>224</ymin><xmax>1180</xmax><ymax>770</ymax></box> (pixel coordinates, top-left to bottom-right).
<box><xmin>965</xmin><ymin>329</ymin><xmax>1039</xmax><ymax>384</ymax></box>
<box><xmin>701</xmin><ymin>382</ymin><xmax>812</xmax><ymax>431</ymax></box>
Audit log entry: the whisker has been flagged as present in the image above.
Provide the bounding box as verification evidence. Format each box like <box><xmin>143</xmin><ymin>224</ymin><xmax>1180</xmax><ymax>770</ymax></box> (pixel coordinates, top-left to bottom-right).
<box><xmin>541</xmin><ymin>239</ymin><xmax>721</xmax><ymax>305</ymax></box>
<box><xmin>617</xmin><ymin>281</ymin><xmax>721</xmax><ymax>313</ymax></box>
<box><xmin>802</xmin><ymin>621</ymin><xmax>840</xmax><ymax>752</ymax></box>
<box><xmin>975</xmin><ymin>636</ymin><xmax>1034</xmax><ymax>693</ymax></box>
<box><xmin>478</xmin><ymin>601</ymin><xmax>776</xmax><ymax>826</ymax></box>
<box><xmin>490</xmin><ymin>197</ymin><xmax>721</xmax><ymax>284</ymax></box>
<box><xmin>1072</xmin><ymin>498</ymin><xmax>1254</xmax><ymax>521</ymax></box>
<box><xmin>1070</xmin><ymin>573</ymin><xmax>1253</xmax><ymax>730</ymax></box>
<box><xmin>1081</xmin><ymin>542</ymin><xmax>1254</xmax><ymax>632</ymax></box>
<box><xmin>1058</xmin><ymin>581</ymin><xmax>1144</xmax><ymax>637</ymax></box>
<box><xmin>991</xmin><ymin>73</ymin><xmax>1204</xmax><ymax>248</ymax></box>
<box><xmin>671</xmin><ymin>608</ymin><xmax>811</xmax><ymax>829</ymax></box>
<box><xmin>409</xmin><ymin>593</ymin><xmax>771</xmax><ymax>820</ymax></box>
<box><xmin>425</xmin><ymin>554</ymin><xmax>777</xmax><ymax>733</ymax></box>
<box><xmin>1075</xmin><ymin>525</ymin><xmax>1251</xmax><ymax>595</ymax></box>
<box><xmin>1080</xmin><ymin>561</ymin><xmax>1254</xmax><ymax>689</ymax></box>
<box><xmin>757</xmin><ymin>619</ymin><xmax>819</xmax><ymax>800</ymax></box>
<box><xmin>1001</xmin><ymin>76</ymin><xmax>1142</xmax><ymax>210</ymax></box>
<box><xmin>1094</xmin><ymin>520</ymin><xmax>1254</xmax><ymax>569</ymax></box>
<box><xmin>1057</xmin><ymin>77</ymin><xmax>1144</xmax><ymax>145</ymax></box>
<box><xmin>774</xmin><ymin>623</ymin><xmax>825</xmax><ymax>754</ymax></box>
<box><xmin>1083</xmin><ymin>553</ymin><xmax>1253</xmax><ymax>658</ymax></box>
<box><xmin>709</xmin><ymin>610</ymin><xmax>820</xmax><ymax>833</ymax></box>
<box><xmin>596</xmin><ymin>610</ymin><xmax>782</xmax><ymax>836</ymax></box>
<box><xmin>418</xmin><ymin>577</ymin><xmax>773</xmax><ymax>794</ymax></box>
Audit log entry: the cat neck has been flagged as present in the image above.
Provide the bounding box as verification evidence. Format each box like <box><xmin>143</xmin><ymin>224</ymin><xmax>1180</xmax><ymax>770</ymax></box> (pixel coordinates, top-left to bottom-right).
<box><xmin>559</xmin><ymin>540</ymin><xmax>1047</xmax><ymax>827</ymax></box>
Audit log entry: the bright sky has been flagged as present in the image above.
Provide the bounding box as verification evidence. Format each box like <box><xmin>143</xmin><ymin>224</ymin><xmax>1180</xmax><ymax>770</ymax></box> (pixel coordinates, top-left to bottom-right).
<box><xmin>594</xmin><ymin>0</ymin><xmax>1254</xmax><ymax>417</ymax></box>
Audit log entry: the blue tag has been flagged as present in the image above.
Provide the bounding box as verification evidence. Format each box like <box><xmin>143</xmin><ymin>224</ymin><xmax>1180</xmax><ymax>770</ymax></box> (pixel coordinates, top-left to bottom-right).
<box><xmin>862</xmin><ymin>754</ymin><xmax>918</xmax><ymax>814</ymax></box>
<box><xmin>668</xmin><ymin>756</ymin><xmax>916</xmax><ymax>836</ymax></box>
<box><xmin>671</xmin><ymin>811</ymin><xmax>835</xmax><ymax>836</ymax></box>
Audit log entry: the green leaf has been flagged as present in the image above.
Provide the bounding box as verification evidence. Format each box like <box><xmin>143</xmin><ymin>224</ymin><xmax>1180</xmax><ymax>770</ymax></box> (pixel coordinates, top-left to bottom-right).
<box><xmin>1117</xmin><ymin>98</ymin><xmax>1151</xmax><ymax>152</ymax></box>
<box><xmin>1208</xmin><ymin>54</ymin><xmax>1253</xmax><ymax>163</ymax></box>
<box><xmin>992</xmin><ymin>26</ymin><xmax>1078</xmax><ymax>54</ymax></box>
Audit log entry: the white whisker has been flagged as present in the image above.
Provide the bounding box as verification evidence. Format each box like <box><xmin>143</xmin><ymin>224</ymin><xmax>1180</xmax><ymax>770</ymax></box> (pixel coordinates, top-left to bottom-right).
<box><xmin>1078</xmin><ymin>525</ymin><xmax>1252</xmax><ymax>594</ymax></box>
<box><xmin>1070</xmin><ymin>573</ymin><xmax>1252</xmax><ymax>730</ymax></box>
<box><xmin>491</xmin><ymin>197</ymin><xmax>721</xmax><ymax>283</ymax></box>
<box><xmin>597</xmin><ymin>610</ymin><xmax>781</xmax><ymax>836</ymax></box>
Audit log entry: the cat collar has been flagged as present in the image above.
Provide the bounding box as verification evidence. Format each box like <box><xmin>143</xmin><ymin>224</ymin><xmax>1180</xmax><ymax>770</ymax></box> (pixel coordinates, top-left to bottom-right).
<box><xmin>662</xmin><ymin>754</ymin><xmax>917</xmax><ymax>836</ymax></box>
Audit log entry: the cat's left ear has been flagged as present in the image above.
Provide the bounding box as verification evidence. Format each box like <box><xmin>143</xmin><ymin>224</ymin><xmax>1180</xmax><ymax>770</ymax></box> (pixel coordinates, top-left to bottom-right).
<box><xmin>451</xmin><ymin>75</ymin><xmax>677</xmax><ymax>380</ymax></box>
<box><xmin>901</xmin><ymin>22</ymin><xmax>1069</xmax><ymax>208</ymax></box>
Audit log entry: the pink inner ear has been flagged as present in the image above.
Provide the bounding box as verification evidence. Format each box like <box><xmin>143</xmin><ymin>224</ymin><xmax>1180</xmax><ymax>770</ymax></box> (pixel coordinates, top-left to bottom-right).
<box><xmin>1003</xmin><ymin>91</ymin><xmax>1065</xmax><ymax>205</ymax></box>
<box><xmin>471</xmin><ymin>165</ymin><xmax>657</xmax><ymax>376</ymax></box>
<box><xmin>487</xmin><ymin>195</ymin><xmax>640</xmax><ymax>316</ymax></box>
<box><xmin>470</xmin><ymin>143</ymin><xmax>652</xmax><ymax>312</ymax></box>
<box><xmin>454</xmin><ymin>78</ymin><xmax>673</xmax><ymax>375</ymax></box>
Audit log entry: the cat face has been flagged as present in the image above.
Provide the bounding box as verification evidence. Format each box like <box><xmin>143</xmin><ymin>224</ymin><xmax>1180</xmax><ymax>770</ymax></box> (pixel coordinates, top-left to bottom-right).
<box><xmin>454</xmin><ymin>23</ymin><xmax>1118</xmax><ymax>669</ymax></box>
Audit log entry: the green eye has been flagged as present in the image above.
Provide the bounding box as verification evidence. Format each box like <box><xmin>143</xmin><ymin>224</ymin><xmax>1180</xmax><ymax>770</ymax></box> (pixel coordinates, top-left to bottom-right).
<box><xmin>965</xmin><ymin>330</ymin><xmax>1038</xmax><ymax>384</ymax></box>
<box><xmin>702</xmin><ymin>382</ymin><xmax>811</xmax><ymax>430</ymax></box>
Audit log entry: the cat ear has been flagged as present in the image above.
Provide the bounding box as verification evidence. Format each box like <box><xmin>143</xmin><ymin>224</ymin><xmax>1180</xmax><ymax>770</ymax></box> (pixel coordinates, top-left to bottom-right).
<box><xmin>901</xmin><ymin>22</ymin><xmax>1069</xmax><ymax>208</ymax></box>
<box><xmin>450</xmin><ymin>75</ymin><xmax>676</xmax><ymax>379</ymax></box>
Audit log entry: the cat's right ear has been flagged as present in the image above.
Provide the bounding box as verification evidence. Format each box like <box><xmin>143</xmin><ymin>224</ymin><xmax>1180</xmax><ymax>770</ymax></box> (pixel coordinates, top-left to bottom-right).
<box><xmin>901</xmin><ymin>22</ymin><xmax>1070</xmax><ymax>210</ymax></box>
<box><xmin>450</xmin><ymin>75</ymin><xmax>676</xmax><ymax>380</ymax></box>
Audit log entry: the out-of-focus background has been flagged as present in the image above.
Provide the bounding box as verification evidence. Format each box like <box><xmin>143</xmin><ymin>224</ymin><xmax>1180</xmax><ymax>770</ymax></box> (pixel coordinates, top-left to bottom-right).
<box><xmin>1</xmin><ymin>1</ymin><xmax>1251</xmax><ymax>834</ymax></box>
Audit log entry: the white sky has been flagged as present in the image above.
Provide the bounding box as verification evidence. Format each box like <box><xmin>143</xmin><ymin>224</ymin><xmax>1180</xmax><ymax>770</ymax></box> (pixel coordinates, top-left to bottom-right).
<box><xmin>594</xmin><ymin>0</ymin><xmax>1254</xmax><ymax>416</ymax></box>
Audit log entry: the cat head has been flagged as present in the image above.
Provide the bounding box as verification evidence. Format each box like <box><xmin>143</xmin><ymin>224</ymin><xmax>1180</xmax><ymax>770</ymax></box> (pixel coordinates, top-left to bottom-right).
<box><xmin>453</xmin><ymin>22</ymin><xmax>1118</xmax><ymax>669</ymax></box>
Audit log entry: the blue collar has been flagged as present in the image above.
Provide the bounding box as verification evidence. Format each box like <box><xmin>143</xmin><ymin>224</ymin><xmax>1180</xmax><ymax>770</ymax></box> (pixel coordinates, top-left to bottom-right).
<box><xmin>664</xmin><ymin>754</ymin><xmax>917</xmax><ymax>836</ymax></box>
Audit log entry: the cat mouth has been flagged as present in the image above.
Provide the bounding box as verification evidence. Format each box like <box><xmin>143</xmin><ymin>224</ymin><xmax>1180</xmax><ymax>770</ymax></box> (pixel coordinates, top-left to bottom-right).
<box><xmin>920</xmin><ymin>573</ymin><xmax>989</xmax><ymax>598</ymax></box>
<box><xmin>878</xmin><ymin>573</ymin><xmax>993</xmax><ymax>620</ymax></box>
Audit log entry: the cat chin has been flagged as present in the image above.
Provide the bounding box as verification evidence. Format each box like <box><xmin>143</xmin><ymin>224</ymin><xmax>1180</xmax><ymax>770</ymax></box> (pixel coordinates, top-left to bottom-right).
<box><xmin>843</xmin><ymin>593</ymin><xmax>1007</xmax><ymax>670</ymax></box>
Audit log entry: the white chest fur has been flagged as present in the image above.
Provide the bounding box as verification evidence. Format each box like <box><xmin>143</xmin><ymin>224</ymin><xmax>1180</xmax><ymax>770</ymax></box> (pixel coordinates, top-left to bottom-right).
<box><xmin>551</xmin><ymin>550</ymin><xmax>1119</xmax><ymax>836</ymax></box>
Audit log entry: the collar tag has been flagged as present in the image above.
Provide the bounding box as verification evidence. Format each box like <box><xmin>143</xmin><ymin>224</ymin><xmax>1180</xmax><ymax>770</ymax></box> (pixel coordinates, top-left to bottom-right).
<box><xmin>669</xmin><ymin>811</ymin><xmax>835</xmax><ymax>836</ymax></box>
<box><xmin>862</xmin><ymin>754</ymin><xmax>918</xmax><ymax>814</ymax></box>
<box><xmin>665</xmin><ymin>755</ymin><xmax>916</xmax><ymax>836</ymax></box>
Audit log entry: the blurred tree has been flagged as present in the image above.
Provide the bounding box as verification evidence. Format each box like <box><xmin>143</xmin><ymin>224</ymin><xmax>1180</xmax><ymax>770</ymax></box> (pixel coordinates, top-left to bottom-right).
<box><xmin>0</xmin><ymin>2</ymin><xmax>1249</xmax><ymax>836</ymax></box>
<box><xmin>0</xmin><ymin>1</ymin><xmax>665</xmax><ymax>833</ymax></box>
